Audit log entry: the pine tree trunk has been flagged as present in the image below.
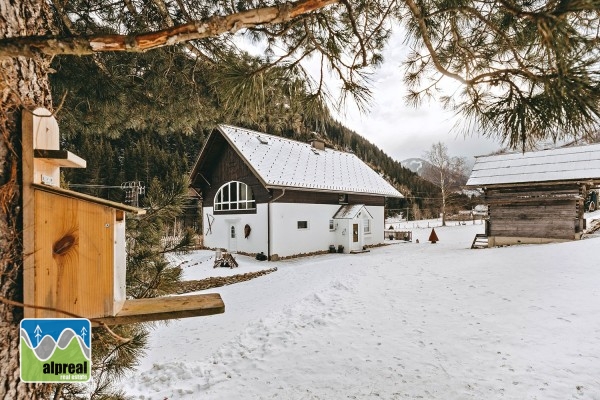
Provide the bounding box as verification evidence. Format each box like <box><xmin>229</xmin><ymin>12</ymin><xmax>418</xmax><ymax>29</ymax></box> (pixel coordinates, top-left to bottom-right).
<box><xmin>1</xmin><ymin>0</ymin><xmax>55</xmax><ymax>398</ymax></box>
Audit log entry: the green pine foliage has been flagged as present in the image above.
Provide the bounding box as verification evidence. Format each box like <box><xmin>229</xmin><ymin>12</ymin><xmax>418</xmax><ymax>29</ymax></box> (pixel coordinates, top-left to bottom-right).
<box><xmin>126</xmin><ymin>176</ymin><xmax>192</xmax><ymax>299</ymax></box>
<box><xmin>51</xmin><ymin>50</ymin><xmax>220</xmax><ymax>138</ymax></box>
<box><xmin>402</xmin><ymin>0</ymin><xmax>600</xmax><ymax>149</ymax></box>
<box><xmin>88</xmin><ymin>324</ymin><xmax>149</xmax><ymax>399</ymax></box>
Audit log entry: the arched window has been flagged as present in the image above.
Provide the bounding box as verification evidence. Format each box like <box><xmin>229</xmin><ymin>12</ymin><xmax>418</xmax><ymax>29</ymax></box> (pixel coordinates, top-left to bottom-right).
<box><xmin>214</xmin><ymin>181</ymin><xmax>256</xmax><ymax>211</ymax></box>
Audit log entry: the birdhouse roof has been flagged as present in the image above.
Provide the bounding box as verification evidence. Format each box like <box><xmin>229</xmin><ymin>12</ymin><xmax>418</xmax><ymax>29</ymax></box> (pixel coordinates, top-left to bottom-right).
<box><xmin>33</xmin><ymin>184</ymin><xmax>146</xmax><ymax>214</ymax></box>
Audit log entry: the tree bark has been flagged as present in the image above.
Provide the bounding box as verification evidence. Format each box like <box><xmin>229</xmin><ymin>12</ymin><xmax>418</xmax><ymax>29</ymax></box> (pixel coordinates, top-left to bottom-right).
<box><xmin>1</xmin><ymin>0</ymin><xmax>55</xmax><ymax>398</ymax></box>
<box><xmin>0</xmin><ymin>0</ymin><xmax>339</xmax><ymax>58</ymax></box>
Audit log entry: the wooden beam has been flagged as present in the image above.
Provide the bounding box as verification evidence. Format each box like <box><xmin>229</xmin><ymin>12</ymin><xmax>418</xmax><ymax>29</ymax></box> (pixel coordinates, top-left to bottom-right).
<box><xmin>34</xmin><ymin>149</ymin><xmax>86</xmax><ymax>168</ymax></box>
<box><xmin>92</xmin><ymin>293</ymin><xmax>225</xmax><ymax>326</ymax></box>
<box><xmin>472</xmin><ymin>180</ymin><xmax>600</xmax><ymax>190</ymax></box>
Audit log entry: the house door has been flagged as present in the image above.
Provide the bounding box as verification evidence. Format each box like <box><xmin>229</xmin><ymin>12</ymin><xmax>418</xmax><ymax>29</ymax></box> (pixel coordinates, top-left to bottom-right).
<box><xmin>228</xmin><ymin>224</ymin><xmax>238</xmax><ymax>253</ymax></box>
<box><xmin>351</xmin><ymin>223</ymin><xmax>361</xmax><ymax>251</ymax></box>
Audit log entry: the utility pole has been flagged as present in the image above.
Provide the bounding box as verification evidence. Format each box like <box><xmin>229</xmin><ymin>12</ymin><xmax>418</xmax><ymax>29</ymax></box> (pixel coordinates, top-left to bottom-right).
<box><xmin>121</xmin><ymin>181</ymin><xmax>145</xmax><ymax>207</ymax></box>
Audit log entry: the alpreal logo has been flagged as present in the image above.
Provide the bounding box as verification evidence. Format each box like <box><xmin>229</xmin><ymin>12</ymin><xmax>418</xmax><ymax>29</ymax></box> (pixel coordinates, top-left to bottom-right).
<box><xmin>20</xmin><ymin>318</ymin><xmax>91</xmax><ymax>383</ymax></box>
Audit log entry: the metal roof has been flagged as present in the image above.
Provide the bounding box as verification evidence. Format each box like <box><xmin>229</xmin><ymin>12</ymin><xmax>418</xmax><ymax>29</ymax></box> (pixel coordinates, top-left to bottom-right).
<box><xmin>466</xmin><ymin>143</ymin><xmax>600</xmax><ymax>187</ymax></box>
<box><xmin>217</xmin><ymin>125</ymin><xmax>403</xmax><ymax>197</ymax></box>
<box><xmin>333</xmin><ymin>204</ymin><xmax>373</xmax><ymax>219</ymax></box>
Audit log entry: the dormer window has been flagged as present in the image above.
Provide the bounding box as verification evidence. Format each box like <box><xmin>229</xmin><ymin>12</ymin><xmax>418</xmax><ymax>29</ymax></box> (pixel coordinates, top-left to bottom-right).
<box><xmin>214</xmin><ymin>181</ymin><xmax>256</xmax><ymax>211</ymax></box>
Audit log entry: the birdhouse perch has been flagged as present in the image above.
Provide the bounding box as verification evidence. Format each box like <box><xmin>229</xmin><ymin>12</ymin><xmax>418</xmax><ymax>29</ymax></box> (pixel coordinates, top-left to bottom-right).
<box><xmin>22</xmin><ymin>108</ymin><xmax>224</xmax><ymax>325</ymax></box>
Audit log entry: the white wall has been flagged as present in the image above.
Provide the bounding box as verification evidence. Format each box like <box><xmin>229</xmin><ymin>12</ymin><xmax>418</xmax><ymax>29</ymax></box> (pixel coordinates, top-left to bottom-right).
<box><xmin>364</xmin><ymin>206</ymin><xmax>385</xmax><ymax>245</ymax></box>
<box><xmin>203</xmin><ymin>205</ymin><xmax>269</xmax><ymax>255</ymax></box>
<box><xmin>204</xmin><ymin>203</ymin><xmax>387</xmax><ymax>258</ymax></box>
<box><xmin>113</xmin><ymin>217</ymin><xmax>126</xmax><ymax>313</ymax></box>
<box><xmin>270</xmin><ymin>203</ymin><xmax>341</xmax><ymax>258</ymax></box>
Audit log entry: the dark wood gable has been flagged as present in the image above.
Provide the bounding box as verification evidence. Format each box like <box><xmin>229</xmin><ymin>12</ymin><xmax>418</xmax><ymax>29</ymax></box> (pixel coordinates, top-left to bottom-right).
<box><xmin>191</xmin><ymin>129</ymin><xmax>271</xmax><ymax>208</ymax></box>
<box><xmin>270</xmin><ymin>189</ymin><xmax>384</xmax><ymax>206</ymax></box>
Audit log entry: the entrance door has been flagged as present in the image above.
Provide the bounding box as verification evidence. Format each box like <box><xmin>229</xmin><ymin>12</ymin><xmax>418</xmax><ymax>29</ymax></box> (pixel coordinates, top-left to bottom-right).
<box><xmin>228</xmin><ymin>224</ymin><xmax>238</xmax><ymax>253</ymax></box>
<box><xmin>352</xmin><ymin>223</ymin><xmax>359</xmax><ymax>243</ymax></box>
<box><xmin>351</xmin><ymin>222</ymin><xmax>364</xmax><ymax>252</ymax></box>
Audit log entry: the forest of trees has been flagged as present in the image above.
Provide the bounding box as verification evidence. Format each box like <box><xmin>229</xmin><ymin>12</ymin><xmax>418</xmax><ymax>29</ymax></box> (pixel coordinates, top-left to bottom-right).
<box><xmin>52</xmin><ymin>50</ymin><xmax>443</xmax><ymax>225</ymax></box>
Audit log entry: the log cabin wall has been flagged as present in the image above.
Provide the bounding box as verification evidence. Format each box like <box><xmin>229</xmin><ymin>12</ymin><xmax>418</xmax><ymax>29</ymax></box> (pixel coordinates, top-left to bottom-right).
<box><xmin>485</xmin><ymin>183</ymin><xmax>584</xmax><ymax>240</ymax></box>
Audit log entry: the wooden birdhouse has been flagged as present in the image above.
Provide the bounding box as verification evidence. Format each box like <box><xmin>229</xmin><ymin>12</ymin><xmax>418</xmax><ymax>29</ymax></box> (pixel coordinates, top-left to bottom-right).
<box><xmin>22</xmin><ymin>108</ymin><xmax>224</xmax><ymax>325</ymax></box>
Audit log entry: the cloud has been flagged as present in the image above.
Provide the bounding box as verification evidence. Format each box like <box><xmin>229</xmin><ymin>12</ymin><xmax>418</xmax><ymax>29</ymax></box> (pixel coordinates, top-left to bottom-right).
<box><xmin>329</xmin><ymin>28</ymin><xmax>502</xmax><ymax>162</ymax></box>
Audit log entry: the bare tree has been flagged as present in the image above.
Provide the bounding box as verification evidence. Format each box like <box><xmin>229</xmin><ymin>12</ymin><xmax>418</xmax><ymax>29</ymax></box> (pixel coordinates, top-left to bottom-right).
<box><xmin>422</xmin><ymin>142</ymin><xmax>468</xmax><ymax>226</ymax></box>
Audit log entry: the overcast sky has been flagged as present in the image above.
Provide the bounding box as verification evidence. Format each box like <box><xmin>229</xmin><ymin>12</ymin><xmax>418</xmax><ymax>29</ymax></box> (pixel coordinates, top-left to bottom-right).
<box><xmin>327</xmin><ymin>29</ymin><xmax>503</xmax><ymax>163</ymax></box>
<box><xmin>240</xmin><ymin>26</ymin><xmax>503</xmax><ymax>163</ymax></box>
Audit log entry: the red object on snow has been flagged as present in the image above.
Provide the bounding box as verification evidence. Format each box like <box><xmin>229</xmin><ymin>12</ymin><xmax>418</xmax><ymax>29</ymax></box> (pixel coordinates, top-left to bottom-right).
<box><xmin>428</xmin><ymin>228</ymin><xmax>439</xmax><ymax>243</ymax></box>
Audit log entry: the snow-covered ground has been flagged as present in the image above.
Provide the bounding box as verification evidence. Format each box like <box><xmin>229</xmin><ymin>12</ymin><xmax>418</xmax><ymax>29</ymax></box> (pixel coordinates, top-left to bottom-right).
<box><xmin>127</xmin><ymin>216</ymin><xmax>600</xmax><ymax>400</ymax></box>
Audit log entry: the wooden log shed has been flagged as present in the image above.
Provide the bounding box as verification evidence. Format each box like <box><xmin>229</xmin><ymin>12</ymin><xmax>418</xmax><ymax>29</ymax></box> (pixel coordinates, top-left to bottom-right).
<box><xmin>466</xmin><ymin>144</ymin><xmax>600</xmax><ymax>247</ymax></box>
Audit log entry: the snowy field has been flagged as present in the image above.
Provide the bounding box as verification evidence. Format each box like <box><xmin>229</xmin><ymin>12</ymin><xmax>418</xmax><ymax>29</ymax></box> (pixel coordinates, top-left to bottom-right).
<box><xmin>127</xmin><ymin>215</ymin><xmax>600</xmax><ymax>400</ymax></box>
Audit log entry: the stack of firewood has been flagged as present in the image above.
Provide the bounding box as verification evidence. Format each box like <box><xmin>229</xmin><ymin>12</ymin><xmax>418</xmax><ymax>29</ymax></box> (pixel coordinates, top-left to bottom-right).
<box><xmin>213</xmin><ymin>252</ymin><xmax>239</xmax><ymax>269</ymax></box>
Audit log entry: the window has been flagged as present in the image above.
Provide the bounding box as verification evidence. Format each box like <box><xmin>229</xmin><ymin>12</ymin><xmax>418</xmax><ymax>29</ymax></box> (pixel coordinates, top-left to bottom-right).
<box><xmin>363</xmin><ymin>218</ymin><xmax>371</xmax><ymax>234</ymax></box>
<box><xmin>214</xmin><ymin>181</ymin><xmax>256</xmax><ymax>211</ymax></box>
<box><xmin>329</xmin><ymin>220</ymin><xmax>335</xmax><ymax>231</ymax></box>
<box><xmin>297</xmin><ymin>221</ymin><xmax>309</xmax><ymax>229</ymax></box>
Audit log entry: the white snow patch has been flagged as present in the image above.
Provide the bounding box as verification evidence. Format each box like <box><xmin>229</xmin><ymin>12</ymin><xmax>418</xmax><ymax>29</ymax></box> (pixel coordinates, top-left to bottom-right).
<box><xmin>127</xmin><ymin>222</ymin><xmax>600</xmax><ymax>400</ymax></box>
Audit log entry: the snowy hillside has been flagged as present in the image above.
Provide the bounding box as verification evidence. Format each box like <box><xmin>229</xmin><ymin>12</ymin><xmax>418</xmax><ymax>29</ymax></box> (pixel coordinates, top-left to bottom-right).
<box><xmin>126</xmin><ymin>219</ymin><xmax>600</xmax><ymax>400</ymax></box>
<box><xmin>401</xmin><ymin>157</ymin><xmax>431</xmax><ymax>175</ymax></box>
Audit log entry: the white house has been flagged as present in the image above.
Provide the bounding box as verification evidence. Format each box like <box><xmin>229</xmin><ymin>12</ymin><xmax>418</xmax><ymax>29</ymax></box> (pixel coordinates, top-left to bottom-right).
<box><xmin>190</xmin><ymin>125</ymin><xmax>403</xmax><ymax>259</ymax></box>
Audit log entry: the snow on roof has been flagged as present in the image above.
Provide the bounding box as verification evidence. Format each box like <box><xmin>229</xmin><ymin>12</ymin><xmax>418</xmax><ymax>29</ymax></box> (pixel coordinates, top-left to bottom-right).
<box><xmin>466</xmin><ymin>143</ymin><xmax>600</xmax><ymax>187</ymax></box>
<box><xmin>217</xmin><ymin>125</ymin><xmax>403</xmax><ymax>197</ymax></box>
<box><xmin>333</xmin><ymin>204</ymin><xmax>373</xmax><ymax>219</ymax></box>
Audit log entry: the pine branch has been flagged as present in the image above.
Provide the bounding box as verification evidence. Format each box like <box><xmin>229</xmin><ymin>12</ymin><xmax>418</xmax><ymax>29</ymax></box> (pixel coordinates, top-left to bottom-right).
<box><xmin>0</xmin><ymin>0</ymin><xmax>339</xmax><ymax>57</ymax></box>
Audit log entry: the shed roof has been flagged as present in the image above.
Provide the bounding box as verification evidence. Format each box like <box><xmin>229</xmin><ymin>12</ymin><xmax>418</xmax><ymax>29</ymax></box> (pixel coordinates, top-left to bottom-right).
<box><xmin>333</xmin><ymin>204</ymin><xmax>373</xmax><ymax>219</ymax></box>
<box><xmin>210</xmin><ymin>125</ymin><xmax>403</xmax><ymax>197</ymax></box>
<box><xmin>466</xmin><ymin>143</ymin><xmax>600</xmax><ymax>187</ymax></box>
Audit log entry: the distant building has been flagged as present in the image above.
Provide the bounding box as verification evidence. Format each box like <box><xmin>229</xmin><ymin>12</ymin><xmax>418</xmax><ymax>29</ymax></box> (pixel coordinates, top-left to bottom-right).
<box><xmin>466</xmin><ymin>143</ymin><xmax>600</xmax><ymax>246</ymax></box>
<box><xmin>472</xmin><ymin>204</ymin><xmax>488</xmax><ymax>216</ymax></box>
<box><xmin>190</xmin><ymin>125</ymin><xmax>403</xmax><ymax>259</ymax></box>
